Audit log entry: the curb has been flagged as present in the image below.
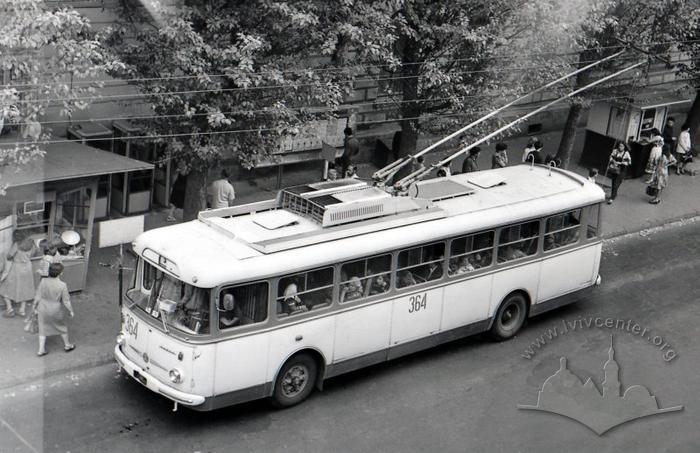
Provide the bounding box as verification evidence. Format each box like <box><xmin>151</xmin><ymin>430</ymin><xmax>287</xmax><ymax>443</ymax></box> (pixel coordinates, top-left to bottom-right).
<box><xmin>3</xmin><ymin>212</ymin><xmax>699</xmax><ymax>391</ymax></box>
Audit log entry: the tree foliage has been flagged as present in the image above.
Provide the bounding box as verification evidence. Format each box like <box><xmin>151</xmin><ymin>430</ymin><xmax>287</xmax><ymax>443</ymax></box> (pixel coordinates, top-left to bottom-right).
<box><xmin>0</xmin><ymin>0</ymin><xmax>121</xmax><ymax>184</ymax></box>
<box><xmin>105</xmin><ymin>0</ymin><xmax>351</xmax><ymax>219</ymax></box>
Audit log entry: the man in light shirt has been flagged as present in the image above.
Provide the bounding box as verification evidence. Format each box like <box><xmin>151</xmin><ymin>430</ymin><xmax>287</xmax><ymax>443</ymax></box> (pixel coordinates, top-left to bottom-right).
<box><xmin>207</xmin><ymin>169</ymin><xmax>236</xmax><ymax>209</ymax></box>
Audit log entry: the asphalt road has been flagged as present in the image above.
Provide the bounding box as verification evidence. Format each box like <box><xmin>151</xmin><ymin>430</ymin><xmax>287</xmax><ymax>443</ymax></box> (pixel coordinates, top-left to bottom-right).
<box><xmin>1</xmin><ymin>221</ymin><xmax>699</xmax><ymax>453</ymax></box>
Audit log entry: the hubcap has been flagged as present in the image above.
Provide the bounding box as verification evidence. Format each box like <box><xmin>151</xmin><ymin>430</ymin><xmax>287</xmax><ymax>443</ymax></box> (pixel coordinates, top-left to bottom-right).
<box><xmin>281</xmin><ymin>364</ymin><xmax>309</xmax><ymax>398</ymax></box>
<box><xmin>501</xmin><ymin>302</ymin><xmax>521</xmax><ymax>329</ymax></box>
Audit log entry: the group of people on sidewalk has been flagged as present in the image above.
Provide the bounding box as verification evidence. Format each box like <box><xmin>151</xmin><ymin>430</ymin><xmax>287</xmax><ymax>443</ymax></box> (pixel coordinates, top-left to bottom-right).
<box><xmin>596</xmin><ymin>117</ymin><xmax>694</xmax><ymax>206</ymax></box>
<box><xmin>1</xmin><ymin>231</ymin><xmax>76</xmax><ymax>357</ymax></box>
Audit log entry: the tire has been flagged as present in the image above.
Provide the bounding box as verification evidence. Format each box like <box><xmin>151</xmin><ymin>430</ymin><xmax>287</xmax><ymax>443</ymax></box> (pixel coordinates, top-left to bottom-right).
<box><xmin>490</xmin><ymin>292</ymin><xmax>528</xmax><ymax>341</ymax></box>
<box><xmin>271</xmin><ymin>353</ymin><xmax>318</xmax><ymax>408</ymax></box>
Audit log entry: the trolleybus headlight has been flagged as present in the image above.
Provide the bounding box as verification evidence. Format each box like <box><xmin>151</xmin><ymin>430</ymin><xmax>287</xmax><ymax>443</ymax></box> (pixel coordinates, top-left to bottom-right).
<box><xmin>169</xmin><ymin>368</ymin><xmax>182</xmax><ymax>384</ymax></box>
<box><xmin>116</xmin><ymin>334</ymin><xmax>125</xmax><ymax>346</ymax></box>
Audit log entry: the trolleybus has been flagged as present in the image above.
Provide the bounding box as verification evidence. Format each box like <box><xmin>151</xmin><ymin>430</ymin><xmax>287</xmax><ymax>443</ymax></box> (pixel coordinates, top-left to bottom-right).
<box><xmin>115</xmin><ymin>164</ymin><xmax>604</xmax><ymax>410</ymax></box>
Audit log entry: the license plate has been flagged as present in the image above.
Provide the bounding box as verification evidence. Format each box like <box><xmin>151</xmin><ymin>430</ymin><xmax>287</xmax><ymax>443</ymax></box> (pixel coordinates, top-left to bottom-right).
<box><xmin>133</xmin><ymin>370</ymin><xmax>147</xmax><ymax>386</ymax></box>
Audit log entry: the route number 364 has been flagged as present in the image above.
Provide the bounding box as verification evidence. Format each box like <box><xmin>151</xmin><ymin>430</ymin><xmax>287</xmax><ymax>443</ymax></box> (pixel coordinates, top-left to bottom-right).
<box><xmin>408</xmin><ymin>293</ymin><xmax>427</xmax><ymax>313</ymax></box>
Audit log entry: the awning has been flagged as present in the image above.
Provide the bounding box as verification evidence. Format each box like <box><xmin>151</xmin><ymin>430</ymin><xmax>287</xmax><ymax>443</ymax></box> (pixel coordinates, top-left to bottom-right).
<box><xmin>0</xmin><ymin>140</ymin><xmax>154</xmax><ymax>188</ymax></box>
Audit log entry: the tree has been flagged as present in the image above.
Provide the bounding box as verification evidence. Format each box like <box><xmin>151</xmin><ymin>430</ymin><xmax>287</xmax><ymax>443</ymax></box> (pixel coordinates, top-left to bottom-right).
<box><xmin>674</xmin><ymin>0</ymin><xmax>700</xmax><ymax>153</ymax></box>
<box><xmin>554</xmin><ymin>0</ymin><xmax>692</xmax><ymax>168</ymax></box>
<box><xmin>105</xmin><ymin>0</ymin><xmax>349</xmax><ymax>220</ymax></box>
<box><xmin>0</xmin><ymin>0</ymin><xmax>121</xmax><ymax>192</ymax></box>
<box><xmin>318</xmin><ymin>0</ymin><xmax>530</xmax><ymax>180</ymax></box>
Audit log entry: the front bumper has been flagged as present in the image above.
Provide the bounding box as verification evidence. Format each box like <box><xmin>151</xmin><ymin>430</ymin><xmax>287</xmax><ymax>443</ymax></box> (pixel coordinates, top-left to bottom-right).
<box><xmin>114</xmin><ymin>344</ymin><xmax>205</xmax><ymax>407</ymax></box>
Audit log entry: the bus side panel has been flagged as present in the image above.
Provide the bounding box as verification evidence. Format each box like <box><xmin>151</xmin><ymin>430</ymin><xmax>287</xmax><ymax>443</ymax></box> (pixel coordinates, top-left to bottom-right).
<box><xmin>333</xmin><ymin>302</ymin><xmax>392</xmax><ymax>362</ymax></box>
<box><xmin>441</xmin><ymin>274</ymin><xmax>493</xmax><ymax>332</ymax></box>
<box><xmin>537</xmin><ymin>245</ymin><xmax>600</xmax><ymax>303</ymax></box>
<box><xmin>266</xmin><ymin>317</ymin><xmax>335</xmax><ymax>383</ymax></box>
<box><xmin>390</xmin><ymin>287</ymin><xmax>444</xmax><ymax>346</ymax></box>
<box><xmin>489</xmin><ymin>262</ymin><xmax>541</xmax><ymax>317</ymax></box>
<box><xmin>213</xmin><ymin>333</ymin><xmax>270</xmax><ymax>396</ymax></box>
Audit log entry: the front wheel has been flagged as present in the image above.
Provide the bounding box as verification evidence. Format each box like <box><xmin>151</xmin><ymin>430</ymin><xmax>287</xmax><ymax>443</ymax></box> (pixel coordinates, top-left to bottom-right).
<box><xmin>271</xmin><ymin>353</ymin><xmax>318</xmax><ymax>408</ymax></box>
<box><xmin>490</xmin><ymin>292</ymin><xmax>528</xmax><ymax>341</ymax></box>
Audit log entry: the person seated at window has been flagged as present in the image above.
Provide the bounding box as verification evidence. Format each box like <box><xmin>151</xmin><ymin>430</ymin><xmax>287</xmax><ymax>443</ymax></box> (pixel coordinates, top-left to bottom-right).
<box><xmin>544</xmin><ymin>234</ymin><xmax>556</xmax><ymax>251</ymax></box>
<box><xmin>368</xmin><ymin>273</ymin><xmax>389</xmax><ymax>295</ymax></box>
<box><xmin>340</xmin><ymin>277</ymin><xmax>364</xmax><ymax>302</ymax></box>
<box><xmin>471</xmin><ymin>252</ymin><xmax>491</xmax><ymax>268</ymax></box>
<box><xmin>455</xmin><ymin>256</ymin><xmax>475</xmax><ymax>274</ymax></box>
<box><xmin>219</xmin><ymin>293</ymin><xmax>242</xmax><ymax>329</ymax></box>
<box><xmin>558</xmin><ymin>228</ymin><xmax>579</xmax><ymax>246</ymax></box>
<box><xmin>425</xmin><ymin>256</ymin><xmax>444</xmax><ymax>281</ymax></box>
<box><xmin>278</xmin><ymin>283</ymin><xmax>308</xmax><ymax>315</ymax></box>
<box><xmin>498</xmin><ymin>245</ymin><xmax>527</xmax><ymax>263</ymax></box>
<box><xmin>398</xmin><ymin>270</ymin><xmax>417</xmax><ymax>288</ymax></box>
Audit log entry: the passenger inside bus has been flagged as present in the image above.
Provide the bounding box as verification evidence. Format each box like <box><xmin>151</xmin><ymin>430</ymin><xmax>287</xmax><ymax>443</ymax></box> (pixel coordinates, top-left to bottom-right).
<box><xmin>278</xmin><ymin>283</ymin><xmax>308</xmax><ymax>315</ymax></box>
<box><xmin>219</xmin><ymin>293</ymin><xmax>242</xmax><ymax>328</ymax></box>
<box><xmin>368</xmin><ymin>273</ymin><xmax>389</xmax><ymax>295</ymax></box>
<box><xmin>451</xmin><ymin>256</ymin><xmax>475</xmax><ymax>275</ymax></box>
<box><xmin>498</xmin><ymin>245</ymin><xmax>528</xmax><ymax>263</ymax></box>
<box><xmin>340</xmin><ymin>277</ymin><xmax>363</xmax><ymax>302</ymax></box>
<box><xmin>425</xmin><ymin>256</ymin><xmax>444</xmax><ymax>281</ymax></box>
<box><xmin>398</xmin><ymin>270</ymin><xmax>417</xmax><ymax>288</ymax></box>
<box><xmin>154</xmin><ymin>273</ymin><xmax>210</xmax><ymax>334</ymax></box>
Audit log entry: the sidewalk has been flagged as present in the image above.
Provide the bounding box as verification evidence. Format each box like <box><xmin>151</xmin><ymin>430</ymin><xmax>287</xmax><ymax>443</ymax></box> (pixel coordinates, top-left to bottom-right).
<box><xmin>1</xmin><ymin>129</ymin><xmax>698</xmax><ymax>390</ymax></box>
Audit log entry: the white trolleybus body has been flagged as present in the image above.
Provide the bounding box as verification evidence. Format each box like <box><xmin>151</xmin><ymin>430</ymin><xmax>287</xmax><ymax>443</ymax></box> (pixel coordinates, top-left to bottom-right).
<box><xmin>115</xmin><ymin>164</ymin><xmax>605</xmax><ymax>410</ymax></box>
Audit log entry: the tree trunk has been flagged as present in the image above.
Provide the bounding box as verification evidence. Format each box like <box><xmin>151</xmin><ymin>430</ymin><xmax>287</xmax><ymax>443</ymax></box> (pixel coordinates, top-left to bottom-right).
<box><xmin>555</xmin><ymin>102</ymin><xmax>584</xmax><ymax>169</ymax></box>
<box><xmin>182</xmin><ymin>168</ymin><xmax>207</xmax><ymax>222</ymax></box>
<box><xmin>686</xmin><ymin>89</ymin><xmax>700</xmax><ymax>155</ymax></box>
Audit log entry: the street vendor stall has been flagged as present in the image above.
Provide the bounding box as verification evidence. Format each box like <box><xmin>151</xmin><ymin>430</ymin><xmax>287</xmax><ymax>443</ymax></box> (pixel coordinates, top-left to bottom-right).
<box><xmin>0</xmin><ymin>140</ymin><xmax>153</xmax><ymax>292</ymax></box>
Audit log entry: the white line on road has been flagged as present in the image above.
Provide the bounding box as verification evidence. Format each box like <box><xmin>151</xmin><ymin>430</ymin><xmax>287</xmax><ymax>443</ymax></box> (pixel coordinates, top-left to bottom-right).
<box><xmin>0</xmin><ymin>416</ymin><xmax>40</xmax><ymax>453</ymax></box>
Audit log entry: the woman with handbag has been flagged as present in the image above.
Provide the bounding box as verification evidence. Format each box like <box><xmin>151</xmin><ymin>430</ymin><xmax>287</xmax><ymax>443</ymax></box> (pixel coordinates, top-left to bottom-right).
<box><xmin>606</xmin><ymin>141</ymin><xmax>631</xmax><ymax>205</ymax></box>
<box><xmin>1</xmin><ymin>233</ymin><xmax>37</xmax><ymax>318</ymax></box>
<box><xmin>33</xmin><ymin>263</ymin><xmax>75</xmax><ymax>356</ymax></box>
<box><xmin>644</xmin><ymin>134</ymin><xmax>664</xmax><ymax>183</ymax></box>
<box><xmin>647</xmin><ymin>146</ymin><xmax>677</xmax><ymax>205</ymax></box>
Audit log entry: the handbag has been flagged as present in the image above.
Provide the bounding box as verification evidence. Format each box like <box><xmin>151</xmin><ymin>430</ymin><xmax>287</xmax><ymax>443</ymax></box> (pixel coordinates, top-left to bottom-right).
<box><xmin>646</xmin><ymin>185</ymin><xmax>659</xmax><ymax>197</ymax></box>
<box><xmin>607</xmin><ymin>162</ymin><xmax>620</xmax><ymax>176</ymax></box>
<box><xmin>24</xmin><ymin>311</ymin><xmax>38</xmax><ymax>334</ymax></box>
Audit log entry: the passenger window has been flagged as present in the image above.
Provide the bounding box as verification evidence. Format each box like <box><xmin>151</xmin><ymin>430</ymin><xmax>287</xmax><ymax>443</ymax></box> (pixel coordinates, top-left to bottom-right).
<box><xmin>397</xmin><ymin>242</ymin><xmax>445</xmax><ymax>288</ymax></box>
<box><xmin>448</xmin><ymin>231</ymin><xmax>494</xmax><ymax>276</ymax></box>
<box><xmin>497</xmin><ymin>220</ymin><xmax>540</xmax><ymax>263</ymax></box>
<box><xmin>277</xmin><ymin>267</ymin><xmax>334</xmax><ymax>317</ymax></box>
<box><xmin>544</xmin><ymin>210</ymin><xmax>581</xmax><ymax>251</ymax></box>
<box><xmin>339</xmin><ymin>254</ymin><xmax>392</xmax><ymax>303</ymax></box>
<box><xmin>586</xmin><ymin>204</ymin><xmax>600</xmax><ymax>239</ymax></box>
<box><xmin>218</xmin><ymin>282</ymin><xmax>268</xmax><ymax>330</ymax></box>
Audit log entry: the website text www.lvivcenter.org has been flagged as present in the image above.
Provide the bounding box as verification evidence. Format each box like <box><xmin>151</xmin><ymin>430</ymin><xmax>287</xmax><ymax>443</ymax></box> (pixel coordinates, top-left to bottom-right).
<box><xmin>521</xmin><ymin>317</ymin><xmax>677</xmax><ymax>362</ymax></box>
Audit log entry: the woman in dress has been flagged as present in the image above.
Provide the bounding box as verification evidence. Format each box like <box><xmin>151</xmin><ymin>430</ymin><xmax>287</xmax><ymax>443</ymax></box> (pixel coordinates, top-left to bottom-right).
<box><xmin>1</xmin><ymin>233</ymin><xmax>36</xmax><ymax>318</ymax></box>
<box><xmin>644</xmin><ymin>134</ymin><xmax>663</xmax><ymax>183</ymax></box>
<box><xmin>167</xmin><ymin>162</ymin><xmax>188</xmax><ymax>221</ymax></box>
<box><xmin>648</xmin><ymin>146</ymin><xmax>677</xmax><ymax>205</ymax></box>
<box><xmin>606</xmin><ymin>141</ymin><xmax>632</xmax><ymax>204</ymax></box>
<box><xmin>34</xmin><ymin>263</ymin><xmax>75</xmax><ymax>356</ymax></box>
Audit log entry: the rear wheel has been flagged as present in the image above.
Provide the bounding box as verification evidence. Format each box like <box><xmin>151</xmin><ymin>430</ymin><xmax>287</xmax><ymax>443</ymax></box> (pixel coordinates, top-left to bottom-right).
<box><xmin>490</xmin><ymin>292</ymin><xmax>527</xmax><ymax>340</ymax></box>
<box><xmin>271</xmin><ymin>353</ymin><xmax>318</xmax><ymax>408</ymax></box>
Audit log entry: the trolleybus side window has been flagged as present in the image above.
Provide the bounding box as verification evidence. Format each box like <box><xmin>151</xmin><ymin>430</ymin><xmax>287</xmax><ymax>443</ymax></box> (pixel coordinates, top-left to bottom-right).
<box><xmin>448</xmin><ymin>231</ymin><xmax>494</xmax><ymax>276</ymax></box>
<box><xmin>586</xmin><ymin>204</ymin><xmax>601</xmax><ymax>239</ymax></box>
<box><xmin>497</xmin><ymin>220</ymin><xmax>540</xmax><ymax>263</ymax></box>
<box><xmin>218</xmin><ymin>282</ymin><xmax>268</xmax><ymax>330</ymax></box>
<box><xmin>544</xmin><ymin>209</ymin><xmax>581</xmax><ymax>251</ymax></box>
<box><xmin>397</xmin><ymin>242</ymin><xmax>445</xmax><ymax>288</ymax></box>
<box><xmin>277</xmin><ymin>266</ymin><xmax>334</xmax><ymax>317</ymax></box>
<box><xmin>340</xmin><ymin>254</ymin><xmax>392</xmax><ymax>303</ymax></box>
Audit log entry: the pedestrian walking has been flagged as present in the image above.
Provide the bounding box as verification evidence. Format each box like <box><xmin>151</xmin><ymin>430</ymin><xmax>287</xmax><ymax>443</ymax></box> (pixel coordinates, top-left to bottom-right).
<box><xmin>606</xmin><ymin>141</ymin><xmax>631</xmax><ymax>204</ymax></box>
<box><xmin>525</xmin><ymin>141</ymin><xmax>545</xmax><ymax>164</ymax></box>
<box><xmin>34</xmin><ymin>263</ymin><xmax>75</xmax><ymax>356</ymax></box>
<box><xmin>676</xmin><ymin>123</ymin><xmax>692</xmax><ymax>175</ymax></box>
<box><xmin>339</xmin><ymin>127</ymin><xmax>360</xmax><ymax>176</ymax></box>
<box><xmin>647</xmin><ymin>146</ymin><xmax>676</xmax><ymax>204</ymax></box>
<box><xmin>206</xmin><ymin>169</ymin><xmax>236</xmax><ymax>209</ymax></box>
<box><xmin>1</xmin><ymin>233</ymin><xmax>36</xmax><ymax>318</ymax></box>
<box><xmin>462</xmin><ymin>147</ymin><xmax>481</xmax><ymax>173</ymax></box>
<box><xmin>491</xmin><ymin>143</ymin><xmax>508</xmax><ymax>169</ymax></box>
<box><xmin>521</xmin><ymin>137</ymin><xmax>538</xmax><ymax>162</ymax></box>
<box><xmin>167</xmin><ymin>162</ymin><xmax>188</xmax><ymax>221</ymax></box>
<box><xmin>644</xmin><ymin>135</ymin><xmax>663</xmax><ymax>183</ymax></box>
